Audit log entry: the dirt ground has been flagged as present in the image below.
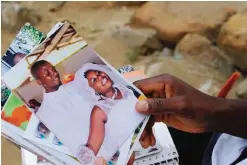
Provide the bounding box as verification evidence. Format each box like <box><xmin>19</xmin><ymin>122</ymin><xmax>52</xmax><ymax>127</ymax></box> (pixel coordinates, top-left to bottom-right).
<box><xmin>1</xmin><ymin>2</ymin><xmax>138</xmax><ymax>67</ymax></box>
<box><xmin>2</xmin><ymin>138</ymin><xmax>22</xmax><ymax>165</ymax></box>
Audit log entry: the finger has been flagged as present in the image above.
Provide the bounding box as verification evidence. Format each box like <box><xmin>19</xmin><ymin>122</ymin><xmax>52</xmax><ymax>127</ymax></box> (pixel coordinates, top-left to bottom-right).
<box><xmin>134</xmin><ymin>75</ymin><xmax>170</xmax><ymax>94</ymax></box>
<box><xmin>152</xmin><ymin>91</ymin><xmax>160</xmax><ymax>98</ymax></box>
<box><xmin>154</xmin><ymin>115</ymin><xmax>163</xmax><ymax>122</ymax></box>
<box><xmin>147</xmin><ymin>127</ymin><xmax>156</xmax><ymax>147</ymax></box>
<box><xmin>143</xmin><ymin>135</ymin><xmax>150</xmax><ymax>149</ymax></box>
<box><xmin>146</xmin><ymin>116</ymin><xmax>155</xmax><ymax>128</ymax></box>
<box><xmin>140</xmin><ymin>133</ymin><xmax>150</xmax><ymax>149</ymax></box>
<box><xmin>159</xmin><ymin>89</ymin><xmax>166</xmax><ymax>98</ymax></box>
<box><xmin>127</xmin><ymin>152</ymin><xmax>135</xmax><ymax>165</ymax></box>
<box><xmin>161</xmin><ymin>113</ymin><xmax>202</xmax><ymax>133</ymax></box>
<box><xmin>165</xmin><ymin>84</ymin><xmax>173</xmax><ymax>98</ymax></box>
<box><xmin>139</xmin><ymin>139</ymin><xmax>146</xmax><ymax>149</ymax></box>
<box><xmin>136</xmin><ymin>97</ymin><xmax>185</xmax><ymax>115</ymax></box>
<box><xmin>150</xmin><ymin>133</ymin><xmax>156</xmax><ymax>147</ymax></box>
<box><xmin>140</xmin><ymin>129</ymin><xmax>147</xmax><ymax>140</ymax></box>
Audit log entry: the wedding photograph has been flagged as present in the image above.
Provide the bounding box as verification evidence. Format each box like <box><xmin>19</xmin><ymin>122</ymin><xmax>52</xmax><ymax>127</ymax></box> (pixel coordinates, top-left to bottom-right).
<box><xmin>2</xmin><ymin>22</ymin><xmax>147</xmax><ymax>165</ymax></box>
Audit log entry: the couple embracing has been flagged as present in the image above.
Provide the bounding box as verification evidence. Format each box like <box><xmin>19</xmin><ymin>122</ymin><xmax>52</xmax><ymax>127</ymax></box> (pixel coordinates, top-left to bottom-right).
<box><xmin>31</xmin><ymin>60</ymin><xmax>144</xmax><ymax>164</ymax></box>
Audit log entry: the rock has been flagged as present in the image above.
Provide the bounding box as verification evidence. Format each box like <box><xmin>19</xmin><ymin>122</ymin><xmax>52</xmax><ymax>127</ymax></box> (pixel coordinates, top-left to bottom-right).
<box><xmin>236</xmin><ymin>78</ymin><xmax>247</xmax><ymax>99</ymax></box>
<box><xmin>93</xmin><ymin>36</ymin><xmax>133</xmax><ymax>68</ymax></box>
<box><xmin>129</xmin><ymin>2</ymin><xmax>247</xmax><ymax>44</ymax></box>
<box><xmin>217</xmin><ymin>12</ymin><xmax>247</xmax><ymax>71</ymax></box>
<box><xmin>110</xmin><ymin>26</ymin><xmax>163</xmax><ymax>56</ymax></box>
<box><xmin>132</xmin><ymin>52</ymin><xmax>226</xmax><ymax>96</ymax></box>
<box><xmin>175</xmin><ymin>34</ymin><xmax>233</xmax><ymax>76</ymax></box>
<box><xmin>49</xmin><ymin>2</ymin><xmax>145</xmax><ymax>9</ymax></box>
<box><xmin>93</xmin><ymin>26</ymin><xmax>163</xmax><ymax>67</ymax></box>
<box><xmin>1</xmin><ymin>2</ymin><xmax>41</xmax><ymax>32</ymax></box>
<box><xmin>106</xmin><ymin>1</ymin><xmax>146</xmax><ymax>7</ymax></box>
<box><xmin>48</xmin><ymin>2</ymin><xmax>66</xmax><ymax>12</ymax></box>
<box><xmin>161</xmin><ymin>47</ymin><xmax>173</xmax><ymax>57</ymax></box>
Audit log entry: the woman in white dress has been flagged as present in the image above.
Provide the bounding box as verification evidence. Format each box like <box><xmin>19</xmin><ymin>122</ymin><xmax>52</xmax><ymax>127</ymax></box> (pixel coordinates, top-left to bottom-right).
<box><xmin>74</xmin><ymin>63</ymin><xmax>144</xmax><ymax>162</ymax></box>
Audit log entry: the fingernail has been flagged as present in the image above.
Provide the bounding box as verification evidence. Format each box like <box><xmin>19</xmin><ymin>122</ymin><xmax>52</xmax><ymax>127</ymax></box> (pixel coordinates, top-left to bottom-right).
<box><xmin>136</xmin><ymin>100</ymin><xmax>149</xmax><ymax>112</ymax></box>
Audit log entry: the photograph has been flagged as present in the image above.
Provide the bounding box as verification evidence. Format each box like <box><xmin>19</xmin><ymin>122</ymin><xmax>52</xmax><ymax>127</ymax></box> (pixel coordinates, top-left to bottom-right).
<box><xmin>52</xmin><ymin>136</ymin><xmax>63</xmax><ymax>146</ymax></box>
<box><xmin>1</xmin><ymin>93</ymin><xmax>32</xmax><ymax>131</ymax></box>
<box><xmin>24</xmin><ymin>111</ymin><xmax>73</xmax><ymax>155</ymax></box>
<box><xmin>2</xmin><ymin>22</ymin><xmax>148</xmax><ymax>165</ymax></box>
<box><xmin>2</xmin><ymin>23</ymin><xmax>45</xmax><ymax>68</ymax></box>
<box><xmin>24</xmin><ymin>63</ymin><xmax>145</xmax><ymax>156</ymax></box>
<box><xmin>133</xmin><ymin>128</ymin><xmax>162</xmax><ymax>160</ymax></box>
<box><xmin>1</xmin><ymin>61</ymin><xmax>11</xmax><ymax>75</ymax></box>
<box><xmin>1</xmin><ymin>23</ymin><xmax>44</xmax><ymax>109</ymax></box>
<box><xmin>128</xmin><ymin>122</ymin><xmax>179</xmax><ymax>165</ymax></box>
<box><xmin>1</xmin><ymin>82</ymin><xmax>11</xmax><ymax>109</ymax></box>
<box><xmin>35</xmin><ymin>122</ymin><xmax>51</xmax><ymax>139</ymax></box>
<box><xmin>122</xmin><ymin>70</ymin><xmax>179</xmax><ymax>165</ymax></box>
<box><xmin>108</xmin><ymin>151</ymin><xmax>120</xmax><ymax>165</ymax></box>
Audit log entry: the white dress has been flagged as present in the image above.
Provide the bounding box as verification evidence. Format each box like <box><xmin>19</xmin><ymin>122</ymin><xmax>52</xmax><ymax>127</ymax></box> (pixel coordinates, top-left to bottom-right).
<box><xmin>96</xmin><ymin>86</ymin><xmax>145</xmax><ymax>160</ymax></box>
<box><xmin>36</xmin><ymin>84</ymin><xmax>96</xmax><ymax>164</ymax></box>
<box><xmin>62</xmin><ymin>64</ymin><xmax>146</xmax><ymax>162</ymax></box>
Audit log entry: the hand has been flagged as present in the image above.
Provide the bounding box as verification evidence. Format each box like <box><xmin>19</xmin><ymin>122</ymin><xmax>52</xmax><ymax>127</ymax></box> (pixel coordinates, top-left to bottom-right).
<box><xmin>128</xmin><ymin>74</ymin><xmax>247</xmax><ymax>165</ymax></box>
<box><xmin>139</xmin><ymin>116</ymin><xmax>156</xmax><ymax>149</ymax></box>
<box><xmin>127</xmin><ymin>152</ymin><xmax>135</xmax><ymax>165</ymax></box>
<box><xmin>134</xmin><ymin>74</ymin><xmax>223</xmax><ymax>134</ymax></box>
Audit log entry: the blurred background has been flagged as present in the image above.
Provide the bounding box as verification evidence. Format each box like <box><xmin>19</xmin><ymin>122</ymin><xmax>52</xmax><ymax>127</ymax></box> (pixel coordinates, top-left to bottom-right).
<box><xmin>1</xmin><ymin>1</ymin><xmax>247</xmax><ymax>165</ymax></box>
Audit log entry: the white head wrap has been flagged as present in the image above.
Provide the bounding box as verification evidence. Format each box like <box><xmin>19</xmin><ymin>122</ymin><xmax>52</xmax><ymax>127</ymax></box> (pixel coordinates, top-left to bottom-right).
<box><xmin>73</xmin><ymin>63</ymin><xmax>133</xmax><ymax>115</ymax></box>
<box><xmin>74</xmin><ymin>63</ymin><xmax>122</xmax><ymax>102</ymax></box>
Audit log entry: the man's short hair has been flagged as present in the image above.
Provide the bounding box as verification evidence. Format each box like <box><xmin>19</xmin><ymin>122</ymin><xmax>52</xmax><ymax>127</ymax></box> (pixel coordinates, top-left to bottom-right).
<box><xmin>30</xmin><ymin>60</ymin><xmax>51</xmax><ymax>79</ymax></box>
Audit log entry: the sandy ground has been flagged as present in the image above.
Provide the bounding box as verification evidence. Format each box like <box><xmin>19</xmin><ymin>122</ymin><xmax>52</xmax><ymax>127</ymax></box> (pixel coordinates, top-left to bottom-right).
<box><xmin>2</xmin><ymin>138</ymin><xmax>22</xmax><ymax>165</ymax></box>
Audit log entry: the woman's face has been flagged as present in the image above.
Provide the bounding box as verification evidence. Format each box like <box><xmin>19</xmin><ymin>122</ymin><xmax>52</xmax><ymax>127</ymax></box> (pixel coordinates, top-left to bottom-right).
<box><xmin>86</xmin><ymin>70</ymin><xmax>113</xmax><ymax>95</ymax></box>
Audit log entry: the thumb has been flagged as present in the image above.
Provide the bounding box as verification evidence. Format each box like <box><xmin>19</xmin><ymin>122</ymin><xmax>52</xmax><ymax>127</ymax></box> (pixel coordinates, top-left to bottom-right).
<box><xmin>135</xmin><ymin>97</ymin><xmax>184</xmax><ymax>115</ymax></box>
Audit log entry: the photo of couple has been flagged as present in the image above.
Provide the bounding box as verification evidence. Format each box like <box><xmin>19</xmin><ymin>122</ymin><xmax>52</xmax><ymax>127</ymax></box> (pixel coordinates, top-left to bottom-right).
<box><xmin>2</xmin><ymin>22</ymin><xmax>147</xmax><ymax>165</ymax></box>
<box><xmin>31</xmin><ymin>59</ymin><xmax>144</xmax><ymax>164</ymax></box>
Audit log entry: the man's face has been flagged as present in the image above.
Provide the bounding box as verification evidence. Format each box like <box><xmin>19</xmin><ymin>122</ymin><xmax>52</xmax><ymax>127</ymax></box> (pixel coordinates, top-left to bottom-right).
<box><xmin>36</xmin><ymin>63</ymin><xmax>61</xmax><ymax>89</ymax></box>
<box><xmin>86</xmin><ymin>70</ymin><xmax>113</xmax><ymax>95</ymax></box>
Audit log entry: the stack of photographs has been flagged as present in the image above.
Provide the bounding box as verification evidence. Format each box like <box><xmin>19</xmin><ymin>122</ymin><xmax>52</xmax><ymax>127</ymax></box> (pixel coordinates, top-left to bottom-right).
<box><xmin>1</xmin><ymin>21</ymin><xmax>178</xmax><ymax>165</ymax></box>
